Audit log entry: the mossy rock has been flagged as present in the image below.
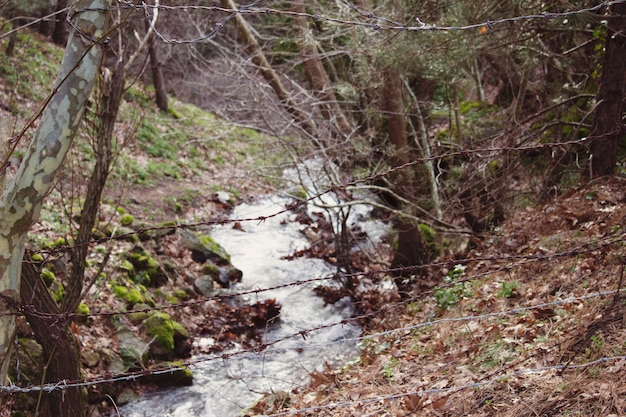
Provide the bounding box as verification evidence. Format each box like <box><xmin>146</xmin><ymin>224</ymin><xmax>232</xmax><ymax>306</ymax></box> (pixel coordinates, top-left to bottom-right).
<box><xmin>30</xmin><ymin>253</ymin><xmax>44</xmax><ymax>263</ymax></box>
<box><xmin>76</xmin><ymin>303</ymin><xmax>91</xmax><ymax>324</ymax></box>
<box><xmin>49</xmin><ymin>279</ymin><xmax>64</xmax><ymax>303</ymax></box>
<box><xmin>119</xmin><ymin>260</ymin><xmax>135</xmax><ymax>279</ymax></box>
<box><xmin>113</xmin><ymin>285</ymin><xmax>146</xmax><ymax>307</ymax></box>
<box><xmin>142</xmin><ymin>312</ymin><xmax>189</xmax><ymax>359</ymax></box>
<box><xmin>40</xmin><ymin>267</ymin><xmax>55</xmax><ymax>286</ymax></box>
<box><xmin>201</xmin><ymin>262</ymin><xmax>220</xmax><ymax>279</ymax></box>
<box><xmin>117</xmin><ymin>327</ymin><xmax>150</xmax><ymax>370</ymax></box>
<box><xmin>127</xmin><ymin>246</ymin><xmax>167</xmax><ymax>287</ymax></box>
<box><xmin>120</xmin><ymin>214</ymin><xmax>135</xmax><ymax>226</ymax></box>
<box><xmin>141</xmin><ymin>361</ymin><xmax>193</xmax><ymax>386</ymax></box>
<box><xmin>179</xmin><ymin>230</ymin><xmax>231</xmax><ymax>265</ymax></box>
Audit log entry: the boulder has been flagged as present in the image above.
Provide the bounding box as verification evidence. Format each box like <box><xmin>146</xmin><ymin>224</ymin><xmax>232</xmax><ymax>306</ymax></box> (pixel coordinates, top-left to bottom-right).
<box><xmin>178</xmin><ymin>229</ymin><xmax>231</xmax><ymax>265</ymax></box>
<box><xmin>117</xmin><ymin>327</ymin><xmax>150</xmax><ymax>370</ymax></box>
<box><xmin>193</xmin><ymin>275</ymin><xmax>215</xmax><ymax>297</ymax></box>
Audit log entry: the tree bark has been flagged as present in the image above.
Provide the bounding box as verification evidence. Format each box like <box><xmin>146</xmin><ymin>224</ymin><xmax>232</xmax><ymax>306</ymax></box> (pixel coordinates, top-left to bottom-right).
<box><xmin>589</xmin><ymin>4</ymin><xmax>626</xmax><ymax>177</ymax></box>
<box><xmin>144</xmin><ymin>18</ymin><xmax>168</xmax><ymax>112</ymax></box>
<box><xmin>0</xmin><ymin>0</ymin><xmax>111</xmax><ymax>384</ymax></box>
<box><xmin>64</xmin><ymin>60</ymin><xmax>123</xmax><ymax>313</ymax></box>
<box><xmin>292</xmin><ymin>0</ymin><xmax>351</xmax><ymax>137</ymax></box>
<box><xmin>383</xmin><ymin>68</ymin><xmax>431</xmax><ymax>293</ymax></box>
<box><xmin>20</xmin><ymin>259</ymin><xmax>83</xmax><ymax>417</ymax></box>
<box><xmin>221</xmin><ymin>0</ymin><xmax>316</xmax><ymax>136</ymax></box>
<box><xmin>52</xmin><ymin>0</ymin><xmax>69</xmax><ymax>46</ymax></box>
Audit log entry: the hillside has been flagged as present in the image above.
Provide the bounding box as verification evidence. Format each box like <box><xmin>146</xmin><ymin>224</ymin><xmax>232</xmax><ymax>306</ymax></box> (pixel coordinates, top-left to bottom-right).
<box><xmin>257</xmin><ymin>177</ymin><xmax>626</xmax><ymax>417</ymax></box>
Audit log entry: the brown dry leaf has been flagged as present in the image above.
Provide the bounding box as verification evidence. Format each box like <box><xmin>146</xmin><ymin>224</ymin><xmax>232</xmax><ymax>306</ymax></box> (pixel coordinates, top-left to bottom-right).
<box><xmin>403</xmin><ymin>393</ymin><xmax>424</xmax><ymax>411</ymax></box>
<box><xmin>431</xmin><ymin>395</ymin><xmax>449</xmax><ymax>411</ymax></box>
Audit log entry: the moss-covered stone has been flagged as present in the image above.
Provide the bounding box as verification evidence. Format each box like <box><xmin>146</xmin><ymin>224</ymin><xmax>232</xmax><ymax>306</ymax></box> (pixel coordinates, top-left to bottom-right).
<box><xmin>119</xmin><ymin>259</ymin><xmax>135</xmax><ymax>278</ymax></box>
<box><xmin>76</xmin><ymin>302</ymin><xmax>90</xmax><ymax>323</ymax></box>
<box><xmin>142</xmin><ymin>312</ymin><xmax>189</xmax><ymax>356</ymax></box>
<box><xmin>113</xmin><ymin>285</ymin><xmax>146</xmax><ymax>307</ymax></box>
<box><xmin>128</xmin><ymin>246</ymin><xmax>165</xmax><ymax>286</ymax></box>
<box><xmin>49</xmin><ymin>279</ymin><xmax>64</xmax><ymax>303</ymax></box>
<box><xmin>40</xmin><ymin>268</ymin><xmax>55</xmax><ymax>286</ymax></box>
<box><xmin>120</xmin><ymin>214</ymin><xmax>135</xmax><ymax>226</ymax></box>
<box><xmin>201</xmin><ymin>262</ymin><xmax>220</xmax><ymax>278</ymax></box>
<box><xmin>198</xmin><ymin>234</ymin><xmax>231</xmax><ymax>263</ymax></box>
<box><xmin>142</xmin><ymin>361</ymin><xmax>193</xmax><ymax>386</ymax></box>
<box><xmin>30</xmin><ymin>253</ymin><xmax>44</xmax><ymax>263</ymax></box>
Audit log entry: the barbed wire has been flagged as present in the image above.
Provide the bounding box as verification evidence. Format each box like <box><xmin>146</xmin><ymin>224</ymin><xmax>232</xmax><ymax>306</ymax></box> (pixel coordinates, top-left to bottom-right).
<box><xmin>264</xmin><ymin>354</ymin><xmax>626</xmax><ymax>416</ymax></box>
<box><xmin>2</xmin><ymin>284</ymin><xmax>623</xmax><ymax>394</ymax></box>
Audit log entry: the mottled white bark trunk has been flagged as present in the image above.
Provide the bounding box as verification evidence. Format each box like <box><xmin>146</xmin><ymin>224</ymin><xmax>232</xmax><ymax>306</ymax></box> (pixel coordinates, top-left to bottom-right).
<box><xmin>0</xmin><ymin>0</ymin><xmax>111</xmax><ymax>383</ymax></box>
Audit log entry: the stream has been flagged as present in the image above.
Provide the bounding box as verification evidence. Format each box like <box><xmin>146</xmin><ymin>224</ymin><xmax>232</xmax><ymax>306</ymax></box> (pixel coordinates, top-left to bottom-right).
<box><xmin>118</xmin><ymin>194</ymin><xmax>367</xmax><ymax>416</ymax></box>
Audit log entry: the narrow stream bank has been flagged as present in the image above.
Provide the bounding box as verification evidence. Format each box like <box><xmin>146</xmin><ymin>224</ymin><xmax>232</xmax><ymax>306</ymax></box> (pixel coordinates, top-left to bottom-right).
<box><xmin>119</xmin><ymin>194</ymin><xmax>363</xmax><ymax>416</ymax></box>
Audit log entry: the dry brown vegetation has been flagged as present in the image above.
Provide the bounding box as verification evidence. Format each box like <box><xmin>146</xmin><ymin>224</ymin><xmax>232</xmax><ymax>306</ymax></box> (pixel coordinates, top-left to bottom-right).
<box><xmin>253</xmin><ymin>177</ymin><xmax>626</xmax><ymax>417</ymax></box>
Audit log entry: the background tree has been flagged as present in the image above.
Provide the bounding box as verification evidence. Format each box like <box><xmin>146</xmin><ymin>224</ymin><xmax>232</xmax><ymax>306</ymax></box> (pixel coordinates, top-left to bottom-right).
<box><xmin>589</xmin><ymin>2</ymin><xmax>626</xmax><ymax>177</ymax></box>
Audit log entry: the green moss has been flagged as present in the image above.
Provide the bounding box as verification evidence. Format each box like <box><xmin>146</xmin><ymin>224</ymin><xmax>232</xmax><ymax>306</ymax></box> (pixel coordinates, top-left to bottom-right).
<box><xmin>76</xmin><ymin>303</ymin><xmax>90</xmax><ymax>316</ymax></box>
<box><xmin>119</xmin><ymin>260</ymin><xmax>135</xmax><ymax>278</ymax></box>
<box><xmin>49</xmin><ymin>280</ymin><xmax>64</xmax><ymax>304</ymax></box>
<box><xmin>201</xmin><ymin>262</ymin><xmax>220</xmax><ymax>278</ymax></box>
<box><xmin>198</xmin><ymin>234</ymin><xmax>231</xmax><ymax>263</ymax></box>
<box><xmin>42</xmin><ymin>237</ymin><xmax>67</xmax><ymax>250</ymax></box>
<box><xmin>143</xmin><ymin>312</ymin><xmax>188</xmax><ymax>353</ymax></box>
<box><xmin>419</xmin><ymin>223</ymin><xmax>439</xmax><ymax>254</ymax></box>
<box><xmin>31</xmin><ymin>253</ymin><xmax>44</xmax><ymax>263</ymax></box>
<box><xmin>40</xmin><ymin>268</ymin><xmax>55</xmax><ymax>286</ymax></box>
<box><xmin>120</xmin><ymin>214</ymin><xmax>134</xmax><ymax>226</ymax></box>
<box><xmin>172</xmin><ymin>290</ymin><xmax>187</xmax><ymax>301</ymax></box>
<box><xmin>113</xmin><ymin>285</ymin><xmax>146</xmax><ymax>307</ymax></box>
<box><xmin>128</xmin><ymin>246</ymin><xmax>160</xmax><ymax>280</ymax></box>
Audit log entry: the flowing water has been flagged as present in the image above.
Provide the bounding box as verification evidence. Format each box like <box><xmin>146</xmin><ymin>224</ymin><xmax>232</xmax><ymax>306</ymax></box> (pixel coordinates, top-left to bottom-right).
<box><xmin>119</xmin><ymin>194</ymin><xmax>364</xmax><ymax>416</ymax></box>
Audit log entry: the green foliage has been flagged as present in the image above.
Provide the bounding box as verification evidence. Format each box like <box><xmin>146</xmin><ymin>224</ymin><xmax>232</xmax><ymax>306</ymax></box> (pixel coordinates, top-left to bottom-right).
<box><xmin>497</xmin><ymin>281</ymin><xmax>519</xmax><ymax>298</ymax></box>
<box><xmin>434</xmin><ymin>264</ymin><xmax>470</xmax><ymax>310</ymax></box>
<box><xmin>381</xmin><ymin>357</ymin><xmax>398</xmax><ymax>380</ymax></box>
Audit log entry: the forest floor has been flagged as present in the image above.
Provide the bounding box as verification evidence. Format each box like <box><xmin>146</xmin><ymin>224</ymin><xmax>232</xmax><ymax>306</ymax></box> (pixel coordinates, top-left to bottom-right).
<box><xmin>1</xmin><ymin>28</ymin><xmax>625</xmax><ymax>417</ymax></box>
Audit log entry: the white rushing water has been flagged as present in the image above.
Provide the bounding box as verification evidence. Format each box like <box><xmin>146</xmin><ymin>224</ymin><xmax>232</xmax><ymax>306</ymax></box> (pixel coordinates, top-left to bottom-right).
<box><xmin>118</xmin><ymin>194</ymin><xmax>361</xmax><ymax>417</ymax></box>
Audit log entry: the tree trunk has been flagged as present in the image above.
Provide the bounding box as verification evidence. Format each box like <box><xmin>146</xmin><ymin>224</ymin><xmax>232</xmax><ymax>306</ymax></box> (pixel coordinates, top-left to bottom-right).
<box><xmin>39</xmin><ymin>1</ymin><xmax>55</xmax><ymax>37</ymax></box>
<box><xmin>292</xmin><ymin>0</ymin><xmax>351</xmax><ymax>137</ymax></box>
<box><xmin>221</xmin><ymin>0</ymin><xmax>316</xmax><ymax>136</ymax></box>
<box><xmin>144</xmin><ymin>18</ymin><xmax>168</xmax><ymax>112</ymax></box>
<box><xmin>52</xmin><ymin>0</ymin><xmax>69</xmax><ymax>46</ymax></box>
<box><xmin>589</xmin><ymin>3</ymin><xmax>626</xmax><ymax>177</ymax></box>
<box><xmin>383</xmin><ymin>68</ymin><xmax>431</xmax><ymax>293</ymax></box>
<box><xmin>20</xmin><ymin>260</ymin><xmax>83</xmax><ymax>417</ymax></box>
<box><xmin>64</xmin><ymin>59</ymin><xmax>123</xmax><ymax>313</ymax></box>
<box><xmin>0</xmin><ymin>0</ymin><xmax>111</xmax><ymax>383</ymax></box>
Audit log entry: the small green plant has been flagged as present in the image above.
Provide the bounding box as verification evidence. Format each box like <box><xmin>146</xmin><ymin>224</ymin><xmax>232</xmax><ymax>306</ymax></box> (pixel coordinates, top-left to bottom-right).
<box><xmin>381</xmin><ymin>357</ymin><xmax>398</xmax><ymax>380</ymax></box>
<box><xmin>434</xmin><ymin>264</ymin><xmax>470</xmax><ymax>310</ymax></box>
<box><xmin>497</xmin><ymin>281</ymin><xmax>519</xmax><ymax>298</ymax></box>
